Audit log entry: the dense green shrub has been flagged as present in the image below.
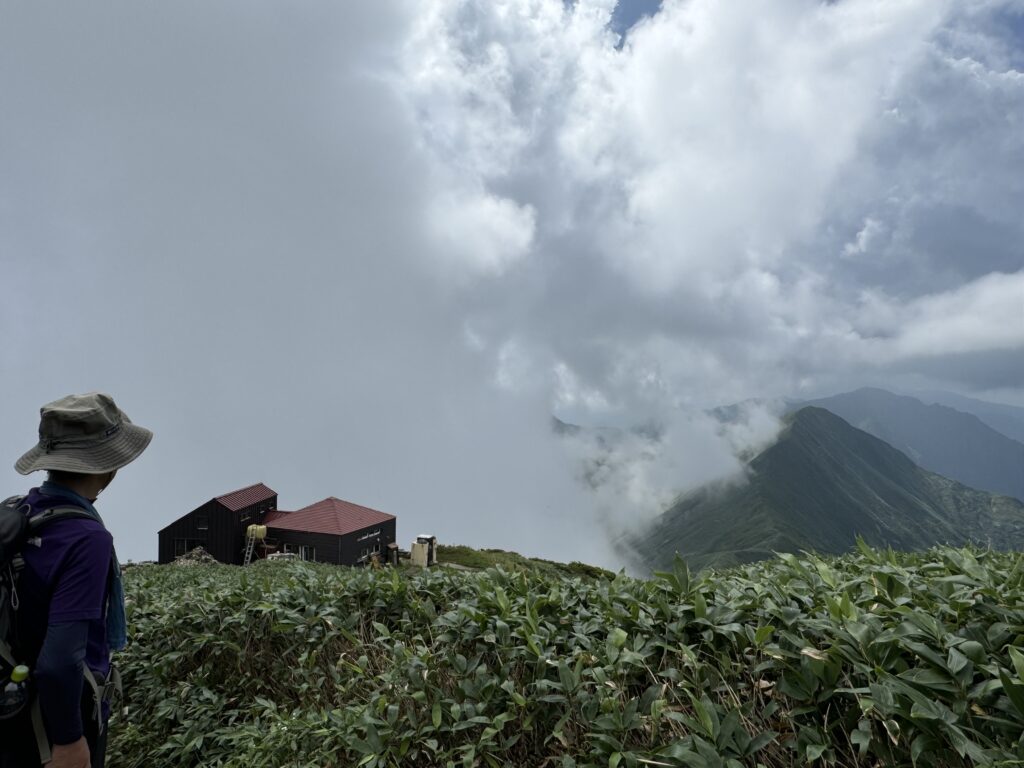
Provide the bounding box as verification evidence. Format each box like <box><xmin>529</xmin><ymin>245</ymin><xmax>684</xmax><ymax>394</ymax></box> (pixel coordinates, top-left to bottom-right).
<box><xmin>110</xmin><ymin>544</ymin><xmax>1024</xmax><ymax>767</ymax></box>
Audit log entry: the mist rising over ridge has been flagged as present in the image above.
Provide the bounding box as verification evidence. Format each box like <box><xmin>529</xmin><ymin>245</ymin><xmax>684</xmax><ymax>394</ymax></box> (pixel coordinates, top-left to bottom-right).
<box><xmin>628</xmin><ymin>406</ymin><xmax>1024</xmax><ymax>572</ymax></box>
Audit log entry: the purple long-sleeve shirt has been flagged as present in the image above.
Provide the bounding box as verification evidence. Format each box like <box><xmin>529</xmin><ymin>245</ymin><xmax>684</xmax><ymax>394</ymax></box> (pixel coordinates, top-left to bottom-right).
<box><xmin>16</xmin><ymin>484</ymin><xmax>113</xmax><ymax>743</ymax></box>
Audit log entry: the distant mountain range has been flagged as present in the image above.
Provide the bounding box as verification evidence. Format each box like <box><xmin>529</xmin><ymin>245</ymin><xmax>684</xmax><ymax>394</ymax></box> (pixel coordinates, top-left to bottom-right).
<box><xmin>798</xmin><ymin>388</ymin><xmax>1024</xmax><ymax>501</ymax></box>
<box><xmin>629</xmin><ymin>406</ymin><xmax>1024</xmax><ymax>572</ymax></box>
<box><xmin>915</xmin><ymin>390</ymin><xmax>1024</xmax><ymax>444</ymax></box>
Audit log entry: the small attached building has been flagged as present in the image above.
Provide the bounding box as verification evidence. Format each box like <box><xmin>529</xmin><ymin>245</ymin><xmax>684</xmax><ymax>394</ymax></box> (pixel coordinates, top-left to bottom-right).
<box><xmin>158</xmin><ymin>483</ymin><xmax>397</xmax><ymax>567</ymax></box>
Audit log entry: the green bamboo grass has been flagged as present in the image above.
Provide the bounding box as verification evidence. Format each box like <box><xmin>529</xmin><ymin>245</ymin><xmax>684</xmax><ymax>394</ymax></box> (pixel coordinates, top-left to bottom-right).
<box><xmin>110</xmin><ymin>544</ymin><xmax>1024</xmax><ymax>767</ymax></box>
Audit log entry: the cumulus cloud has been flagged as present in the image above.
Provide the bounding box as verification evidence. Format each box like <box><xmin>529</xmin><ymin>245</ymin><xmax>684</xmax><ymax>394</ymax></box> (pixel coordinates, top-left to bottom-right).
<box><xmin>866</xmin><ymin>270</ymin><xmax>1024</xmax><ymax>359</ymax></box>
<box><xmin>1</xmin><ymin>0</ymin><xmax>1021</xmax><ymax>566</ymax></box>
<box><xmin>427</xmin><ymin>190</ymin><xmax>536</xmax><ymax>276</ymax></box>
<box><xmin>563</xmin><ymin>0</ymin><xmax>948</xmax><ymax>290</ymax></box>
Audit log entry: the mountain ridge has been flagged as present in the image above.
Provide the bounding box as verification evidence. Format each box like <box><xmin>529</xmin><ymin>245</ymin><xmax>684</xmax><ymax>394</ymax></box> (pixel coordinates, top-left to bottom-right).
<box><xmin>629</xmin><ymin>406</ymin><xmax>1024</xmax><ymax>571</ymax></box>
<box><xmin>799</xmin><ymin>387</ymin><xmax>1024</xmax><ymax>501</ymax></box>
<box><xmin>915</xmin><ymin>389</ymin><xmax>1024</xmax><ymax>443</ymax></box>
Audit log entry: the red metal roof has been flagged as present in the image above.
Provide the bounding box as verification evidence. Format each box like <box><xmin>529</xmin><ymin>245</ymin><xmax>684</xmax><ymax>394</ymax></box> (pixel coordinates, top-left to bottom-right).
<box><xmin>215</xmin><ymin>483</ymin><xmax>277</xmax><ymax>512</ymax></box>
<box><xmin>262</xmin><ymin>509</ymin><xmax>290</xmax><ymax>524</ymax></box>
<box><xmin>265</xmin><ymin>497</ymin><xmax>394</xmax><ymax>537</ymax></box>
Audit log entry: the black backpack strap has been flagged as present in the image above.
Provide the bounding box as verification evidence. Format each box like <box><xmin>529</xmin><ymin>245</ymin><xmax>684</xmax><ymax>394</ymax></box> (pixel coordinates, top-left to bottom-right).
<box><xmin>26</xmin><ymin>506</ymin><xmax>99</xmax><ymax>531</ymax></box>
<box><xmin>0</xmin><ymin>497</ymin><xmax>97</xmax><ymax>548</ymax></box>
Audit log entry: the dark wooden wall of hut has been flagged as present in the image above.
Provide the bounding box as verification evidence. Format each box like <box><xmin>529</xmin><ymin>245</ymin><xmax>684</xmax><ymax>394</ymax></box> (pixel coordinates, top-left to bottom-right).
<box><xmin>266</xmin><ymin>529</ymin><xmax>344</xmax><ymax>564</ymax></box>
<box><xmin>339</xmin><ymin>519</ymin><xmax>397</xmax><ymax>566</ymax></box>
<box><xmin>158</xmin><ymin>496</ymin><xmax>278</xmax><ymax>565</ymax></box>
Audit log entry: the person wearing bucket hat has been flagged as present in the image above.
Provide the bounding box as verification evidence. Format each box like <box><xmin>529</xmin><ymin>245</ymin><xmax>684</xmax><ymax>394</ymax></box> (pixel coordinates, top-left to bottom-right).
<box><xmin>1</xmin><ymin>393</ymin><xmax>151</xmax><ymax>768</ymax></box>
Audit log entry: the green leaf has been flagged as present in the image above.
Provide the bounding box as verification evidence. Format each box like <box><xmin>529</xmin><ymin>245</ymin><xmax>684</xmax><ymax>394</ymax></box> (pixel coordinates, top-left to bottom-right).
<box><xmin>839</xmin><ymin>590</ymin><xmax>856</xmax><ymax>620</ymax></box>
<box><xmin>946</xmin><ymin>647</ymin><xmax>969</xmax><ymax>675</ymax></box>
<box><xmin>910</xmin><ymin>700</ymin><xmax>956</xmax><ymax>724</ymax></box>
<box><xmin>805</xmin><ymin>743</ymin><xmax>827</xmax><ymax>761</ymax></box>
<box><xmin>672</xmin><ymin>554</ymin><xmax>690</xmax><ymax>594</ymax></box>
<box><xmin>558</xmin><ymin>660</ymin><xmax>577</xmax><ymax>693</ymax></box>
<box><xmin>902</xmin><ymin>640</ymin><xmax>948</xmax><ymax>671</ymax></box>
<box><xmin>746</xmin><ymin>730</ymin><xmax>777</xmax><ymax>754</ymax></box>
<box><xmin>987</xmin><ymin>622</ymin><xmax>1012</xmax><ymax>647</ymax></box>
<box><xmin>653</xmin><ymin>554</ymin><xmax>691</xmax><ymax>596</ymax></box>
<box><xmin>693</xmin><ymin>589</ymin><xmax>707</xmax><ymax>620</ymax></box>
<box><xmin>850</xmin><ymin>726</ymin><xmax>871</xmax><ymax>757</ymax></box>
<box><xmin>958</xmin><ymin>640</ymin><xmax>986</xmax><ymax>665</ymax></box>
<box><xmin>812</xmin><ymin>558</ymin><xmax>837</xmax><ymax>588</ymax></box>
<box><xmin>882</xmin><ymin>719</ymin><xmax>900</xmax><ymax>746</ymax></box>
<box><xmin>432</xmin><ymin>702</ymin><xmax>442</xmax><ymax>729</ymax></box>
<box><xmin>910</xmin><ymin>733</ymin><xmax>937</xmax><ymax>767</ymax></box>
<box><xmin>999</xmin><ymin>670</ymin><xmax>1024</xmax><ymax>718</ymax></box>
<box><xmin>754</xmin><ymin>625</ymin><xmax>775</xmax><ymax>645</ymax></box>
<box><xmin>1009</xmin><ymin>646</ymin><xmax>1024</xmax><ymax>683</ymax></box>
<box><xmin>855</xmin><ymin>535</ymin><xmax>874</xmax><ymax>559</ymax></box>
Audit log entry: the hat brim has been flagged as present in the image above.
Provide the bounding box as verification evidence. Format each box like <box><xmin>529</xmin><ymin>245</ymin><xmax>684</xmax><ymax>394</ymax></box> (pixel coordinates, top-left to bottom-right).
<box><xmin>15</xmin><ymin>422</ymin><xmax>153</xmax><ymax>475</ymax></box>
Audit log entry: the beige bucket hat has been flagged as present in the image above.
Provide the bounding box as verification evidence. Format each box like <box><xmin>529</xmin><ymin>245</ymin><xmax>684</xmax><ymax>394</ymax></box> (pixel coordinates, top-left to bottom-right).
<box><xmin>15</xmin><ymin>392</ymin><xmax>153</xmax><ymax>475</ymax></box>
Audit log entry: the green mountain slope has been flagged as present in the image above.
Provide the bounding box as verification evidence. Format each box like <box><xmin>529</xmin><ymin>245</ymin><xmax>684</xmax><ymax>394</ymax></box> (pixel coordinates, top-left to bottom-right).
<box><xmin>801</xmin><ymin>387</ymin><xmax>1024</xmax><ymax>501</ymax></box>
<box><xmin>631</xmin><ymin>406</ymin><xmax>1024</xmax><ymax>571</ymax></box>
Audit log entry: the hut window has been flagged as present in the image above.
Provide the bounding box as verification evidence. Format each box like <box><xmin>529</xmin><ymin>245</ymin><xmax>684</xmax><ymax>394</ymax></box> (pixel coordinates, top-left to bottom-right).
<box><xmin>174</xmin><ymin>538</ymin><xmax>203</xmax><ymax>557</ymax></box>
<box><xmin>196</xmin><ymin>516</ymin><xmax>208</xmax><ymax>531</ymax></box>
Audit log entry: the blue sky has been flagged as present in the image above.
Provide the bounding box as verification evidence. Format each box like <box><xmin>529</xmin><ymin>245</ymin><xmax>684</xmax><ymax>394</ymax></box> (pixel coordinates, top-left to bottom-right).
<box><xmin>610</xmin><ymin>0</ymin><xmax>662</xmax><ymax>35</ymax></box>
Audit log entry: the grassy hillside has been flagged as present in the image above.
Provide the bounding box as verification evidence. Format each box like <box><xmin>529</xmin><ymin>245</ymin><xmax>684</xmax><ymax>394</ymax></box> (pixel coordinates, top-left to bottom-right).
<box><xmin>436</xmin><ymin>544</ymin><xmax>614</xmax><ymax>580</ymax></box>
<box><xmin>633</xmin><ymin>407</ymin><xmax>1024</xmax><ymax>572</ymax></box>
<box><xmin>110</xmin><ymin>546</ymin><xmax>1024</xmax><ymax>766</ymax></box>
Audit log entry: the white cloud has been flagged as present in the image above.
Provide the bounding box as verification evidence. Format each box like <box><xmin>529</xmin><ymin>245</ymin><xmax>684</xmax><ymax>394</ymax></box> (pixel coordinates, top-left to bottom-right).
<box><xmin>843</xmin><ymin>217</ymin><xmax>887</xmax><ymax>257</ymax></box>
<box><xmin>553</xmin><ymin>361</ymin><xmax>611</xmax><ymax>413</ymax></box>
<box><xmin>427</xmin><ymin>189</ymin><xmax>536</xmax><ymax>276</ymax></box>
<box><xmin>889</xmin><ymin>270</ymin><xmax>1024</xmax><ymax>357</ymax></box>
<box><xmin>554</xmin><ymin>0</ymin><xmax>950</xmax><ymax>291</ymax></box>
<box><xmin>2</xmin><ymin>0</ymin><xmax>1021</xmax><ymax>568</ymax></box>
<box><xmin>559</xmin><ymin>400</ymin><xmax>782</xmax><ymax>557</ymax></box>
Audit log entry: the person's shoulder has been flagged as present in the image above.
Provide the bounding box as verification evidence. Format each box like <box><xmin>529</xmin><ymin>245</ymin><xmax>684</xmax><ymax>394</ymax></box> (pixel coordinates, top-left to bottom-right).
<box><xmin>50</xmin><ymin>519</ymin><xmax>113</xmax><ymax>568</ymax></box>
<box><xmin>33</xmin><ymin>510</ymin><xmax>111</xmax><ymax>543</ymax></box>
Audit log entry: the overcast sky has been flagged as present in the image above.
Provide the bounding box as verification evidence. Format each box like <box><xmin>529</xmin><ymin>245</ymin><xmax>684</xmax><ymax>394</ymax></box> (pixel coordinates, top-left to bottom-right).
<box><xmin>2</xmin><ymin>0</ymin><xmax>1022</xmax><ymax>568</ymax></box>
